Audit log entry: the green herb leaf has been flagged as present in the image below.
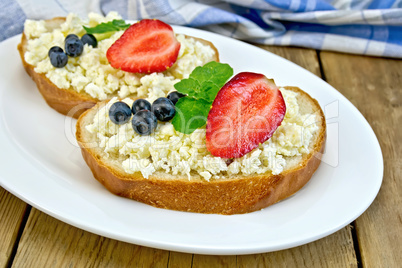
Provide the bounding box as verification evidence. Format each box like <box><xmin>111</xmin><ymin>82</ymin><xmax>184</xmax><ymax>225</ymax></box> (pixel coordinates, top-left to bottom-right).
<box><xmin>172</xmin><ymin>61</ymin><xmax>233</xmax><ymax>134</ymax></box>
<box><xmin>172</xmin><ymin>97</ymin><xmax>211</xmax><ymax>134</ymax></box>
<box><xmin>83</xmin><ymin>19</ymin><xmax>131</xmax><ymax>34</ymax></box>
<box><xmin>173</xmin><ymin>79</ymin><xmax>198</xmax><ymax>96</ymax></box>
<box><xmin>174</xmin><ymin>61</ymin><xmax>233</xmax><ymax>102</ymax></box>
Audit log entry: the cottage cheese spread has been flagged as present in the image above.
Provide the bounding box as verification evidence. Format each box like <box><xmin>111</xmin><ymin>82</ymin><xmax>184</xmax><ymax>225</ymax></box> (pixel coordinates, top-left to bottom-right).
<box><xmin>23</xmin><ymin>13</ymin><xmax>216</xmax><ymax>101</ymax></box>
<box><xmin>85</xmin><ymin>88</ymin><xmax>319</xmax><ymax>180</ymax></box>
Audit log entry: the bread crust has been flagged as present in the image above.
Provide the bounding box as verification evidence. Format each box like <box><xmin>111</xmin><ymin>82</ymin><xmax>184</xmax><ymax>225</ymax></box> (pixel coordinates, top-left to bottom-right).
<box><xmin>17</xmin><ymin>17</ymin><xmax>220</xmax><ymax>119</ymax></box>
<box><xmin>76</xmin><ymin>86</ymin><xmax>326</xmax><ymax>214</ymax></box>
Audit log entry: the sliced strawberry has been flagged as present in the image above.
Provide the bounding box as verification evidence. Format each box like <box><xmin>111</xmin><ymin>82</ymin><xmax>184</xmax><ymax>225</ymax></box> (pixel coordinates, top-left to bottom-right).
<box><xmin>206</xmin><ymin>72</ymin><xmax>286</xmax><ymax>158</ymax></box>
<box><xmin>106</xmin><ymin>19</ymin><xmax>180</xmax><ymax>73</ymax></box>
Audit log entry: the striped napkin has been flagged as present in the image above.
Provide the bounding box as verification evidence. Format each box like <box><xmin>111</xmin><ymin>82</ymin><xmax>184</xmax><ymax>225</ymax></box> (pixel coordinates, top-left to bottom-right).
<box><xmin>2</xmin><ymin>0</ymin><xmax>402</xmax><ymax>58</ymax></box>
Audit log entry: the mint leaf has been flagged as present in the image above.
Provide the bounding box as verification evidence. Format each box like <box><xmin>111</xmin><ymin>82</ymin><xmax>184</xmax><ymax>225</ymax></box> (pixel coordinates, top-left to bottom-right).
<box><xmin>174</xmin><ymin>61</ymin><xmax>233</xmax><ymax>102</ymax></box>
<box><xmin>83</xmin><ymin>19</ymin><xmax>131</xmax><ymax>34</ymax></box>
<box><xmin>172</xmin><ymin>61</ymin><xmax>233</xmax><ymax>134</ymax></box>
<box><xmin>192</xmin><ymin>61</ymin><xmax>233</xmax><ymax>88</ymax></box>
<box><xmin>172</xmin><ymin>97</ymin><xmax>211</xmax><ymax>134</ymax></box>
<box><xmin>200</xmin><ymin>81</ymin><xmax>221</xmax><ymax>102</ymax></box>
<box><xmin>173</xmin><ymin>79</ymin><xmax>198</xmax><ymax>96</ymax></box>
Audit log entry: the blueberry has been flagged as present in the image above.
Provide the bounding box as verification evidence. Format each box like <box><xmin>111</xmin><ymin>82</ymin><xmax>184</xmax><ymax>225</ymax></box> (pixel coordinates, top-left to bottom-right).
<box><xmin>152</xmin><ymin>97</ymin><xmax>176</xmax><ymax>121</ymax></box>
<box><xmin>132</xmin><ymin>99</ymin><xmax>151</xmax><ymax>115</ymax></box>
<box><xmin>65</xmin><ymin>38</ymin><xmax>84</xmax><ymax>57</ymax></box>
<box><xmin>48</xmin><ymin>46</ymin><xmax>63</xmax><ymax>57</ymax></box>
<box><xmin>49</xmin><ymin>50</ymin><xmax>68</xmax><ymax>68</ymax></box>
<box><xmin>132</xmin><ymin>110</ymin><xmax>157</xmax><ymax>135</ymax></box>
<box><xmin>81</xmin><ymin>34</ymin><xmax>97</xmax><ymax>48</ymax></box>
<box><xmin>109</xmin><ymin>102</ymin><xmax>132</xmax><ymax>125</ymax></box>
<box><xmin>65</xmin><ymin>34</ymin><xmax>79</xmax><ymax>42</ymax></box>
<box><xmin>167</xmin><ymin>91</ymin><xmax>185</xmax><ymax>105</ymax></box>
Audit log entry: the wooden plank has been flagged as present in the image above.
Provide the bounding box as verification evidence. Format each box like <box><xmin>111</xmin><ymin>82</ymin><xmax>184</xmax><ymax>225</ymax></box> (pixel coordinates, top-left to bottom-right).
<box><xmin>319</xmin><ymin>51</ymin><xmax>402</xmax><ymax>268</ymax></box>
<box><xmin>237</xmin><ymin>226</ymin><xmax>356</xmax><ymax>267</ymax></box>
<box><xmin>12</xmin><ymin>208</ymin><xmax>170</xmax><ymax>267</ymax></box>
<box><xmin>0</xmin><ymin>187</ymin><xmax>28</xmax><ymax>268</ymax></box>
<box><xmin>192</xmin><ymin>254</ymin><xmax>236</xmax><ymax>267</ymax></box>
<box><xmin>168</xmin><ymin>251</ymin><xmax>193</xmax><ymax>267</ymax></box>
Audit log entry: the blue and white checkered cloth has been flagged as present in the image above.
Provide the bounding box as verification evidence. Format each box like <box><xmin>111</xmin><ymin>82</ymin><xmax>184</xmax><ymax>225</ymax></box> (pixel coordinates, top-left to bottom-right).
<box><xmin>2</xmin><ymin>0</ymin><xmax>402</xmax><ymax>58</ymax></box>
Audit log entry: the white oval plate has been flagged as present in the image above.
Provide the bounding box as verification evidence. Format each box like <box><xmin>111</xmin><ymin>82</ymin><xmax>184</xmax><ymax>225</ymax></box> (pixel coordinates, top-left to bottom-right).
<box><xmin>0</xmin><ymin>26</ymin><xmax>383</xmax><ymax>255</ymax></box>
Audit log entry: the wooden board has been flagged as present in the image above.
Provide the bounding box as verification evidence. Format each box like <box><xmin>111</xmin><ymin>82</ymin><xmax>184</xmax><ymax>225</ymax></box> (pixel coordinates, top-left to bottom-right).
<box><xmin>0</xmin><ymin>187</ymin><xmax>29</xmax><ymax>268</ymax></box>
<box><xmin>12</xmin><ymin>208</ymin><xmax>171</xmax><ymax>267</ymax></box>
<box><xmin>12</xmin><ymin>208</ymin><xmax>358</xmax><ymax>268</ymax></box>
<box><xmin>237</xmin><ymin>227</ymin><xmax>357</xmax><ymax>268</ymax></box>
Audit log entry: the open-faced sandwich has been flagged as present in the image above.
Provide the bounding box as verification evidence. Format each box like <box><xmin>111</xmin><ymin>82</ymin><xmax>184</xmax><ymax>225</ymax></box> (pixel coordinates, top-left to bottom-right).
<box><xmin>76</xmin><ymin>61</ymin><xmax>326</xmax><ymax>214</ymax></box>
<box><xmin>18</xmin><ymin>12</ymin><xmax>219</xmax><ymax>118</ymax></box>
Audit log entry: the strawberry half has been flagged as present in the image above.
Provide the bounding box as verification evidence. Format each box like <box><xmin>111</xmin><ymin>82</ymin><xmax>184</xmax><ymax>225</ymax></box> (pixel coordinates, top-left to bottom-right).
<box><xmin>206</xmin><ymin>72</ymin><xmax>286</xmax><ymax>158</ymax></box>
<box><xmin>106</xmin><ymin>19</ymin><xmax>180</xmax><ymax>73</ymax></box>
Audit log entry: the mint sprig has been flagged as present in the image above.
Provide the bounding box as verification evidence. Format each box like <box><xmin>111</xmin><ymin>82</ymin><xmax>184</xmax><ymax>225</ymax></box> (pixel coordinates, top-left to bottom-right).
<box><xmin>83</xmin><ymin>19</ymin><xmax>131</xmax><ymax>34</ymax></box>
<box><xmin>172</xmin><ymin>61</ymin><xmax>233</xmax><ymax>134</ymax></box>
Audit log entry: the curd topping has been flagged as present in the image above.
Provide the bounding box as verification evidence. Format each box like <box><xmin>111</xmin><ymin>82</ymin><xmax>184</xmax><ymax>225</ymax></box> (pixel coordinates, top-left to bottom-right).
<box><xmin>23</xmin><ymin>12</ymin><xmax>216</xmax><ymax>101</ymax></box>
<box><xmin>85</xmin><ymin>88</ymin><xmax>319</xmax><ymax>180</ymax></box>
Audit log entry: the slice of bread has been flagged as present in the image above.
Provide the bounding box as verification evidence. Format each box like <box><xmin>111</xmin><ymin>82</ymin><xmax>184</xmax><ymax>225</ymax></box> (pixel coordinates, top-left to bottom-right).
<box><xmin>17</xmin><ymin>17</ymin><xmax>219</xmax><ymax>119</ymax></box>
<box><xmin>76</xmin><ymin>86</ymin><xmax>326</xmax><ymax>215</ymax></box>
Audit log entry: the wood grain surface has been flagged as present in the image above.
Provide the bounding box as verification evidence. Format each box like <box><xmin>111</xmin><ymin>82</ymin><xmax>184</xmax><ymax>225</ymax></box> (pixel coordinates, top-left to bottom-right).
<box><xmin>0</xmin><ymin>188</ymin><xmax>28</xmax><ymax>268</ymax></box>
<box><xmin>1</xmin><ymin>44</ymin><xmax>400</xmax><ymax>268</ymax></box>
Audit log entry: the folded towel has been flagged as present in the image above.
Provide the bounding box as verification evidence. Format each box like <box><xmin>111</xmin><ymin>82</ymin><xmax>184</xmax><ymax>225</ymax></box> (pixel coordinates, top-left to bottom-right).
<box><xmin>3</xmin><ymin>0</ymin><xmax>402</xmax><ymax>58</ymax></box>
